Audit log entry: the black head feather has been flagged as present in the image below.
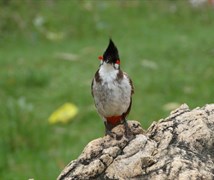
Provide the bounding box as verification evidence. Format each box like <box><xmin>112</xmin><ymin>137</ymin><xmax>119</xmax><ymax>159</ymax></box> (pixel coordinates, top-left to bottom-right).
<box><xmin>103</xmin><ymin>39</ymin><xmax>120</xmax><ymax>64</ymax></box>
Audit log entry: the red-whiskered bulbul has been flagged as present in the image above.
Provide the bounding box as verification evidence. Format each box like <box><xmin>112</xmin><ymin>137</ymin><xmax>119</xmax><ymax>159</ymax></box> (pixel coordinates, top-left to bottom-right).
<box><xmin>91</xmin><ymin>39</ymin><xmax>134</xmax><ymax>138</ymax></box>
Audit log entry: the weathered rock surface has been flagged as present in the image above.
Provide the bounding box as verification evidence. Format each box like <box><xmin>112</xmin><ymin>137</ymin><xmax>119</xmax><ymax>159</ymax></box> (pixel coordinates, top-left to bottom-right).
<box><xmin>57</xmin><ymin>104</ymin><xmax>214</xmax><ymax>180</ymax></box>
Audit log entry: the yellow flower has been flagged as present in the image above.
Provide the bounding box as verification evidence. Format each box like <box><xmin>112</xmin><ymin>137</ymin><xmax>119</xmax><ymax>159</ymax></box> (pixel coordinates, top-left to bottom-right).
<box><xmin>48</xmin><ymin>103</ymin><xmax>78</xmax><ymax>124</ymax></box>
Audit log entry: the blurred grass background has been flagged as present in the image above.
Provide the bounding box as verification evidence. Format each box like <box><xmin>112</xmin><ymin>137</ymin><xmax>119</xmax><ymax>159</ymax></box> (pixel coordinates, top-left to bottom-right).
<box><xmin>0</xmin><ymin>0</ymin><xmax>214</xmax><ymax>179</ymax></box>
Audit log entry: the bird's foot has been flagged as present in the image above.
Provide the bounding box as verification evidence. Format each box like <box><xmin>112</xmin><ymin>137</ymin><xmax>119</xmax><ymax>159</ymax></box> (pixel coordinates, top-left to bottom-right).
<box><xmin>104</xmin><ymin>122</ymin><xmax>115</xmax><ymax>138</ymax></box>
<box><xmin>105</xmin><ymin>129</ymin><xmax>115</xmax><ymax>137</ymax></box>
<box><xmin>105</xmin><ymin>129</ymin><xmax>123</xmax><ymax>140</ymax></box>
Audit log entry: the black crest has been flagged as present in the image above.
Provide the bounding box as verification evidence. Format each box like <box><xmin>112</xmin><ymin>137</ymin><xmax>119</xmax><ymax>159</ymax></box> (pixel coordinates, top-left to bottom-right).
<box><xmin>103</xmin><ymin>39</ymin><xmax>120</xmax><ymax>64</ymax></box>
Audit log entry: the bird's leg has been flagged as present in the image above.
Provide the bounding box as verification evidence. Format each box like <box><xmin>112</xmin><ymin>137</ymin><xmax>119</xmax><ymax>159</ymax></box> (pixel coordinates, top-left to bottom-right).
<box><xmin>104</xmin><ymin>121</ymin><xmax>115</xmax><ymax>137</ymax></box>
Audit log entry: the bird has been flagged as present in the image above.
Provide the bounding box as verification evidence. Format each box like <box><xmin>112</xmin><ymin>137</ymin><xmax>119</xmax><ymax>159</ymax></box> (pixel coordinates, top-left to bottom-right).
<box><xmin>91</xmin><ymin>39</ymin><xmax>134</xmax><ymax>138</ymax></box>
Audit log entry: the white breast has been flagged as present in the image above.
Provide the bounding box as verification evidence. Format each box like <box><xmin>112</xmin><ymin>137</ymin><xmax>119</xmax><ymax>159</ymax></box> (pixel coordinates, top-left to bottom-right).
<box><xmin>93</xmin><ymin>63</ymin><xmax>132</xmax><ymax>118</ymax></box>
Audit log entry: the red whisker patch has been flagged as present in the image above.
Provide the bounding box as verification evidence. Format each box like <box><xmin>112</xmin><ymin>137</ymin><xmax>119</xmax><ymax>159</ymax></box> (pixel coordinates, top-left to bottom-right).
<box><xmin>98</xmin><ymin>56</ymin><xmax>103</xmax><ymax>60</ymax></box>
<box><xmin>116</xmin><ymin>60</ymin><xmax>120</xmax><ymax>64</ymax></box>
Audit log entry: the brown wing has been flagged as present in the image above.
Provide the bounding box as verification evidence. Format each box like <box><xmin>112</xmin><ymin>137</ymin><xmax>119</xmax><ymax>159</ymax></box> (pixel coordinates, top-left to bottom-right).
<box><xmin>129</xmin><ymin>77</ymin><xmax>134</xmax><ymax>95</ymax></box>
<box><xmin>123</xmin><ymin>72</ymin><xmax>134</xmax><ymax>95</ymax></box>
<box><xmin>122</xmin><ymin>72</ymin><xmax>134</xmax><ymax>119</ymax></box>
<box><xmin>91</xmin><ymin>78</ymin><xmax>94</xmax><ymax>97</ymax></box>
<box><xmin>91</xmin><ymin>70</ymin><xmax>102</xmax><ymax>97</ymax></box>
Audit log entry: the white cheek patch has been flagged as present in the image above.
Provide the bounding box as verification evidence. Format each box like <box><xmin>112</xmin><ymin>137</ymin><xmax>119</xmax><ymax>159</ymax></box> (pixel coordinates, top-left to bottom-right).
<box><xmin>100</xmin><ymin>60</ymin><xmax>103</xmax><ymax>65</ymax></box>
<box><xmin>114</xmin><ymin>64</ymin><xmax>119</xmax><ymax>69</ymax></box>
<box><xmin>99</xmin><ymin>63</ymin><xmax>118</xmax><ymax>83</ymax></box>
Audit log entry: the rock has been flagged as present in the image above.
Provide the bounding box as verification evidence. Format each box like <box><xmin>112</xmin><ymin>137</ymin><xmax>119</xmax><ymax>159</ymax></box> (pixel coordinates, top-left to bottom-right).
<box><xmin>57</xmin><ymin>104</ymin><xmax>214</xmax><ymax>180</ymax></box>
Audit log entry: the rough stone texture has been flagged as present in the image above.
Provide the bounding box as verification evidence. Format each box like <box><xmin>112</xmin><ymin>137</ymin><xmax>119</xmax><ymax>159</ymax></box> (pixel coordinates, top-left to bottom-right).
<box><xmin>57</xmin><ymin>104</ymin><xmax>214</xmax><ymax>180</ymax></box>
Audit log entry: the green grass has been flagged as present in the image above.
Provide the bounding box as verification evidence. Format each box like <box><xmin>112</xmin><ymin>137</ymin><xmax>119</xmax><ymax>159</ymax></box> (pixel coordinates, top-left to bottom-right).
<box><xmin>0</xmin><ymin>1</ymin><xmax>214</xmax><ymax>179</ymax></box>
